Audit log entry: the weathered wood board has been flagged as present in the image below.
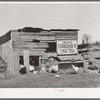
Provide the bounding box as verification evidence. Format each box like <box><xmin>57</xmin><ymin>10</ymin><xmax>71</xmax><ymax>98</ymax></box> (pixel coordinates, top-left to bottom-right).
<box><xmin>12</xmin><ymin>42</ymin><xmax>49</xmax><ymax>49</ymax></box>
<box><xmin>13</xmin><ymin>49</ymin><xmax>45</xmax><ymax>56</ymax></box>
<box><xmin>1</xmin><ymin>39</ymin><xmax>14</xmax><ymax>76</ymax></box>
<box><xmin>12</xmin><ymin>51</ymin><xmax>19</xmax><ymax>75</ymax></box>
<box><xmin>23</xmin><ymin>50</ymin><xmax>29</xmax><ymax>74</ymax></box>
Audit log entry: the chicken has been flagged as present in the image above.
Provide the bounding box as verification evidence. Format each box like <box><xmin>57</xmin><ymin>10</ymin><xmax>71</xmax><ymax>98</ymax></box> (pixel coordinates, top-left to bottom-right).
<box><xmin>72</xmin><ymin>65</ymin><xmax>79</xmax><ymax>72</ymax></box>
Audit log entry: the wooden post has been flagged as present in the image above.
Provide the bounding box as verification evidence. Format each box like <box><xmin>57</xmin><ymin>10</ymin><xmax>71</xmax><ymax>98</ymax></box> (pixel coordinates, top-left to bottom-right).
<box><xmin>9</xmin><ymin>40</ymin><xmax>14</xmax><ymax>76</ymax></box>
<box><xmin>83</xmin><ymin>61</ymin><xmax>88</xmax><ymax>72</ymax></box>
<box><xmin>39</xmin><ymin>56</ymin><xmax>42</xmax><ymax>65</ymax></box>
<box><xmin>12</xmin><ymin>51</ymin><xmax>19</xmax><ymax>75</ymax></box>
<box><xmin>23</xmin><ymin>50</ymin><xmax>29</xmax><ymax>74</ymax></box>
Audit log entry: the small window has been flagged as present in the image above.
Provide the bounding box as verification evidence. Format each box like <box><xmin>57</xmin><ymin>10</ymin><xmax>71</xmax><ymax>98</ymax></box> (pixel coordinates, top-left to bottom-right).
<box><xmin>46</xmin><ymin>42</ymin><xmax>56</xmax><ymax>53</ymax></box>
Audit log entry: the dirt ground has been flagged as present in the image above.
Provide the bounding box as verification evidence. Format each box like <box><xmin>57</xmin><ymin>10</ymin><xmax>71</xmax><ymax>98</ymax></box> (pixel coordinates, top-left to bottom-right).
<box><xmin>0</xmin><ymin>50</ymin><xmax>100</xmax><ymax>88</ymax></box>
<box><xmin>0</xmin><ymin>71</ymin><xmax>100</xmax><ymax>88</ymax></box>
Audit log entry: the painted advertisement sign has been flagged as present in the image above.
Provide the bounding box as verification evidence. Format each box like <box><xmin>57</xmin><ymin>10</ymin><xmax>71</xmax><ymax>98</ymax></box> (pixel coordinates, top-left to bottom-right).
<box><xmin>57</xmin><ymin>40</ymin><xmax>78</xmax><ymax>55</ymax></box>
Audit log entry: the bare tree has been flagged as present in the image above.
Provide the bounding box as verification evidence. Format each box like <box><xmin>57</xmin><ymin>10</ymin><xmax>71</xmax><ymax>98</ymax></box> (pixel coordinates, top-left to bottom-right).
<box><xmin>82</xmin><ymin>34</ymin><xmax>92</xmax><ymax>44</ymax></box>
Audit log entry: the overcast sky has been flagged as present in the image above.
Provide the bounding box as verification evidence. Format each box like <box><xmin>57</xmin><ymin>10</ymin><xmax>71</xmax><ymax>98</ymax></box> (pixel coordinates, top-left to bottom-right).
<box><xmin>0</xmin><ymin>2</ymin><xmax>100</xmax><ymax>43</ymax></box>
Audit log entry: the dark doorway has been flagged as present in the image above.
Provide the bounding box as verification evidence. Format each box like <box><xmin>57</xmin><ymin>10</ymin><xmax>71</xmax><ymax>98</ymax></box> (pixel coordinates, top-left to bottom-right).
<box><xmin>19</xmin><ymin>56</ymin><xmax>26</xmax><ymax>75</ymax></box>
<box><xmin>29</xmin><ymin>56</ymin><xmax>39</xmax><ymax>66</ymax></box>
<box><xmin>19</xmin><ymin>56</ymin><xmax>24</xmax><ymax>65</ymax></box>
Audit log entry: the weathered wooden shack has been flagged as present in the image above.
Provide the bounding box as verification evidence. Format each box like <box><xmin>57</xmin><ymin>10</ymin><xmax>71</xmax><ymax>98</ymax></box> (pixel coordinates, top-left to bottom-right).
<box><xmin>0</xmin><ymin>27</ymin><xmax>84</xmax><ymax>76</ymax></box>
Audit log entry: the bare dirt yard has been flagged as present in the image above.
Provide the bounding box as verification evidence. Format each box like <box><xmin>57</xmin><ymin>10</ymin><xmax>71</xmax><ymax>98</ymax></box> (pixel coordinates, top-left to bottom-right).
<box><xmin>0</xmin><ymin>50</ymin><xmax>100</xmax><ymax>88</ymax></box>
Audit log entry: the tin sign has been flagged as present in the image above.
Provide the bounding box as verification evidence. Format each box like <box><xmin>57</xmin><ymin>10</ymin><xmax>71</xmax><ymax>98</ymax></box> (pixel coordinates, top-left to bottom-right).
<box><xmin>57</xmin><ymin>40</ymin><xmax>78</xmax><ymax>55</ymax></box>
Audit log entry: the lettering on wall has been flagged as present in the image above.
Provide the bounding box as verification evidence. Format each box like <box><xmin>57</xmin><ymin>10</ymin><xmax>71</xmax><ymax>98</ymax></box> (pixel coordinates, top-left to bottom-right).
<box><xmin>57</xmin><ymin>40</ymin><xmax>78</xmax><ymax>55</ymax></box>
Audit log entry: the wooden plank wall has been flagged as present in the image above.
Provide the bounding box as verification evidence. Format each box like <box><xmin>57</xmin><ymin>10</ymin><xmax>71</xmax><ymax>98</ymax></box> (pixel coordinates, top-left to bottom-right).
<box><xmin>55</xmin><ymin>31</ymin><xmax>78</xmax><ymax>40</ymax></box>
<box><xmin>13</xmin><ymin>49</ymin><xmax>45</xmax><ymax>56</ymax></box>
<box><xmin>11</xmin><ymin>31</ymin><xmax>56</xmax><ymax>73</ymax></box>
<box><xmin>12</xmin><ymin>31</ymin><xmax>55</xmax><ymax>41</ymax></box>
<box><xmin>11</xmin><ymin>30</ymin><xmax>78</xmax><ymax>75</ymax></box>
<box><xmin>1</xmin><ymin>39</ymin><xmax>14</xmax><ymax>77</ymax></box>
<box><xmin>12</xmin><ymin>31</ymin><xmax>78</xmax><ymax>50</ymax></box>
<box><xmin>0</xmin><ymin>31</ymin><xmax>20</xmax><ymax>77</ymax></box>
<box><xmin>1</xmin><ymin>42</ymin><xmax>9</xmax><ymax>76</ymax></box>
<box><xmin>13</xmin><ymin>42</ymin><xmax>49</xmax><ymax>50</ymax></box>
<box><xmin>12</xmin><ymin>31</ymin><xmax>54</xmax><ymax>51</ymax></box>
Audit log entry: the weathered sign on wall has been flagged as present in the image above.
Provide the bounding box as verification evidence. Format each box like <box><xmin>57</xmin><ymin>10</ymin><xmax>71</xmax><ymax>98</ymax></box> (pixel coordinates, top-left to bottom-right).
<box><xmin>57</xmin><ymin>40</ymin><xmax>77</xmax><ymax>55</ymax></box>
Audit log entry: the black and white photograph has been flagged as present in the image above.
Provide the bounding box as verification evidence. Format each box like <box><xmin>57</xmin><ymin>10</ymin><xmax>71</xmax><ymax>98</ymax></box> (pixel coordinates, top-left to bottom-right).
<box><xmin>1</xmin><ymin>1</ymin><xmax>100</xmax><ymax>98</ymax></box>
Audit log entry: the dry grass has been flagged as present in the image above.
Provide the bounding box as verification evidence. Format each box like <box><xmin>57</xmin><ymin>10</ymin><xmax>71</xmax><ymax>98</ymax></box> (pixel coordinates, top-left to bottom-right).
<box><xmin>0</xmin><ymin>72</ymin><xmax>100</xmax><ymax>88</ymax></box>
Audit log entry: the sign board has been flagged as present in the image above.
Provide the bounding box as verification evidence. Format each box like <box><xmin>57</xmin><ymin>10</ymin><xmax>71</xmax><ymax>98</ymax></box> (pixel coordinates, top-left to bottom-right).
<box><xmin>57</xmin><ymin>40</ymin><xmax>78</xmax><ymax>55</ymax></box>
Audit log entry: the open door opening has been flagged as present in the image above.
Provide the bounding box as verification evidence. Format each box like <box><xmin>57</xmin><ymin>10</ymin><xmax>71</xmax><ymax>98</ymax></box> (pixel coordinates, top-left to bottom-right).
<box><xmin>19</xmin><ymin>56</ymin><xmax>27</xmax><ymax>75</ymax></box>
<box><xmin>29</xmin><ymin>56</ymin><xmax>39</xmax><ymax>66</ymax></box>
<box><xmin>19</xmin><ymin>56</ymin><xmax>24</xmax><ymax>65</ymax></box>
<box><xmin>29</xmin><ymin>56</ymin><xmax>39</xmax><ymax>71</ymax></box>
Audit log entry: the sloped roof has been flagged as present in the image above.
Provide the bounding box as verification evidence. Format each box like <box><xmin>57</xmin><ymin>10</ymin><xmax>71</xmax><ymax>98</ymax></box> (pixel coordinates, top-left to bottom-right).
<box><xmin>0</xmin><ymin>27</ymin><xmax>79</xmax><ymax>45</ymax></box>
<box><xmin>0</xmin><ymin>31</ymin><xmax>11</xmax><ymax>45</ymax></box>
<box><xmin>17</xmin><ymin>27</ymin><xmax>79</xmax><ymax>32</ymax></box>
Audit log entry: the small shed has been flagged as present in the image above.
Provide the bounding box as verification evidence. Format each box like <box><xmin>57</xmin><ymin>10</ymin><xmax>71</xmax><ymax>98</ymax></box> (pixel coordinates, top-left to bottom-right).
<box><xmin>0</xmin><ymin>27</ymin><xmax>83</xmax><ymax>76</ymax></box>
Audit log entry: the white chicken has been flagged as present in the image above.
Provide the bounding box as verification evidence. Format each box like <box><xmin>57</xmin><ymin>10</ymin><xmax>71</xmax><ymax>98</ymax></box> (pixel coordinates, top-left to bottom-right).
<box><xmin>72</xmin><ymin>65</ymin><xmax>79</xmax><ymax>72</ymax></box>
